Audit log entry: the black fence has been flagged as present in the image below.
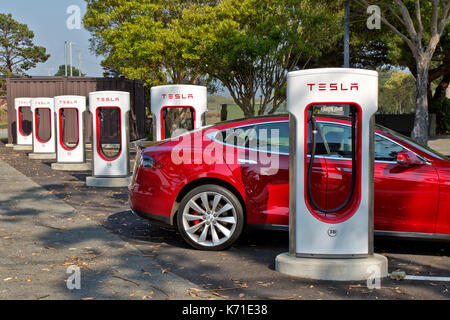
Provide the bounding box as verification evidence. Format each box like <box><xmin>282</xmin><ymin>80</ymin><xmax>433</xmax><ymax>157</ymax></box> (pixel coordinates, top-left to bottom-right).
<box><xmin>375</xmin><ymin>113</ymin><xmax>436</xmax><ymax>138</ymax></box>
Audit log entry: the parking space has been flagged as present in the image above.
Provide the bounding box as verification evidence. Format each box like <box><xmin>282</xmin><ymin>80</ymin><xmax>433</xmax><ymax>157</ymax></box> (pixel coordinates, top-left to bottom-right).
<box><xmin>1</xmin><ymin>141</ymin><xmax>448</xmax><ymax>300</ymax></box>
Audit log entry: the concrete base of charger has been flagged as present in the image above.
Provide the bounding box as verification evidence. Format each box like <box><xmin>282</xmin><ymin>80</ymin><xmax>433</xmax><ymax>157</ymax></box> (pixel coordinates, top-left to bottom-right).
<box><xmin>51</xmin><ymin>162</ymin><xmax>91</xmax><ymax>171</ymax></box>
<box><xmin>28</xmin><ymin>153</ymin><xmax>57</xmax><ymax>160</ymax></box>
<box><xmin>5</xmin><ymin>144</ymin><xmax>14</xmax><ymax>148</ymax></box>
<box><xmin>86</xmin><ymin>176</ymin><xmax>131</xmax><ymax>187</ymax></box>
<box><xmin>13</xmin><ymin>145</ymin><xmax>33</xmax><ymax>151</ymax></box>
<box><xmin>275</xmin><ymin>252</ymin><xmax>388</xmax><ymax>281</ymax></box>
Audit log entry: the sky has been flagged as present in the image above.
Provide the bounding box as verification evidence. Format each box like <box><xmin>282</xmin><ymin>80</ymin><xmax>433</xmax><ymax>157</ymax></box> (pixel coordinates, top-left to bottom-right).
<box><xmin>1</xmin><ymin>0</ymin><xmax>104</xmax><ymax>77</ymax></box>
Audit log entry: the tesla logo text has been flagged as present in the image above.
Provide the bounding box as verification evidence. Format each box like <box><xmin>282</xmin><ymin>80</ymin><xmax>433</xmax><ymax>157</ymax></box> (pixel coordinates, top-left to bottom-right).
<box><xmin>162</xmin><ymin>94</ymin><xmax>194</xmax><ymax>100</ymax></box>
<box><xmin>307</xmin><ymin>83</ymin><xmax>359</xmax><ymax>91</ymax></box>
<box><xmin>59</xmin><ymin>100</ymin><xmax>79</xmax><ymax>105</ymax></box>
<box><xmin>35</xmin><ymin>101</ymin><xmax>51</xmax><ymax>105</ymax></box>
<box><xmin>96</xmin><ymin>97</ymin><xmax>120</xmax><ymax>102</ymax></box>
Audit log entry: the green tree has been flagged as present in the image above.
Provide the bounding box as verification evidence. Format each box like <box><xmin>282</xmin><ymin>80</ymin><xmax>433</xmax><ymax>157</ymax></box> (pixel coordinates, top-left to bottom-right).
<box><xmin>294</xmin><ymin>1</ymin><xmax>395</xmax><ymax>70</ymax></box>
<box><xmin>83</xmin><ymin>0</ymin><xmax>167</xmax><ymax>85</ymax></box>
<box><xmin>0</xmin><ymin>13</ymin><xmax>50</xmax><ymax>75</ymax></box>
<box><xmin>355</xmin><ymin>0</ymin><xmax>450</xmax><ymax>144</ymax></box>
<box><xmin>83</xmin><ymin>0</ymin><xmax>217</xmax><ymax>86</ymax></box>
<box><xmin>379</xmin><ymin>71</ymin><xmax>416</xmax><ymax>113</ymax></box>
<box><xmin>180</xmin><ymin>0</ymin><xmax>343</xmax><ymax>116</ymax></box>
<box><xmin>84</xmin><ymin>0</ymin><xmax>342</xmax><ymax>116</ymax></box>
<box><xmin>380</xmin><ymin>16</ymin><xmax>450</xmax><ymax>135</ymax></box>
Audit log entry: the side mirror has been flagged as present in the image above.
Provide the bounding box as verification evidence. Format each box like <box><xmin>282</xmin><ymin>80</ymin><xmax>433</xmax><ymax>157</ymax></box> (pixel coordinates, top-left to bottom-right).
<box><xmin>396</xmin><ymin>150</ymin><xmax>424</xmax><ymax>166</ymax></box>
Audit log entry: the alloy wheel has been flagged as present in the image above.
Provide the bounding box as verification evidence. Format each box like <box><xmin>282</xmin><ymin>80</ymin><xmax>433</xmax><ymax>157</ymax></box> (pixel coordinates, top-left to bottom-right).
<box><xmin>181</xmin><ymin>191</ymin><xmax>238</xmax><ymax>248</ymax></box>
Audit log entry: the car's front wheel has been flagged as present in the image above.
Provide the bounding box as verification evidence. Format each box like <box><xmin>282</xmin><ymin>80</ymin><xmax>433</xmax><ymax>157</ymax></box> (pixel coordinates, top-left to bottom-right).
<box><xmin>177</xmin><ymin>185</ymin><xmax>244</xmax><ymax>251</ymax></box>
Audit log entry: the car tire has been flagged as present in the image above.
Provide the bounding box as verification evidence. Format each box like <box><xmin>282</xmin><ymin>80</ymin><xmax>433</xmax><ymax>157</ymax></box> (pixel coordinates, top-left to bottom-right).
<box><xmin>177</xmin><ymin>184</ymin><xmax>244</xmax><ymax>251</ymax></box>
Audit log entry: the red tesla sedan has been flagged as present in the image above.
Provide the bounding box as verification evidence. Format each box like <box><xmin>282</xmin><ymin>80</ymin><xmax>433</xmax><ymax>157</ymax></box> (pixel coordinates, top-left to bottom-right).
<box><xmin>128</xmin><ymin>115</ymin><xmax>450</xmax><ymax>250</ymax></box>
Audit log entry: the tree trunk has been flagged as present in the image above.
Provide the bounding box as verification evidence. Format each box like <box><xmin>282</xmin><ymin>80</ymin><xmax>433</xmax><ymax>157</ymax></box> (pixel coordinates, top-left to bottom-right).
<box><xmin>411</xmin><ymin>57</ymin><xmax>430</xmax><ymax>145</ymax></box>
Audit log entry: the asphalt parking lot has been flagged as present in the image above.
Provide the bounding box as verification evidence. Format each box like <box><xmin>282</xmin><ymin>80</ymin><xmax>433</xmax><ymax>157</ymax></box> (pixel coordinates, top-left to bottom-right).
<box><xmin>0</xmin><ymin>140</ymin><xmax>449</xmax><ymax>300</ymax></box>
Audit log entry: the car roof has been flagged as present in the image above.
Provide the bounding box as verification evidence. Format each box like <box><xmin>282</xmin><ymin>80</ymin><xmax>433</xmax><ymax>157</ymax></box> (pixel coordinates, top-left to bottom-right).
<box><xmin>212</xmin><ymin>114</ymin><xmax>288</xmax><ymax>127</ymax></box>
<box><xmin>210</xmin><ymin>113</ymin><xmax>354</xmax><ymax>129</ymax></box>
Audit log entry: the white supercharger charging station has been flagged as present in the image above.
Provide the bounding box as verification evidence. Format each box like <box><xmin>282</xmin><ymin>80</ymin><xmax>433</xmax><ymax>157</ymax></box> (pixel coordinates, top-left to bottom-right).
<box><xmin>29</xmin><ymin>98</ymin><xmax>56</xmax><ymax>159</ymax></box>
<box><xmin>86</xmin><ymin>91</ymin><xmax>131</xmax><ymax>187</ymax></box>
<box><xmin>151</xmin><ymin>85</ymin><xmax>207</xmax><ymax>141</ymax></box>
<box><xmin>52</xmin><ymin>96</ymin><xmax>90</xmax><ymax>171</ymax></box>
<box><xmin>276</xmin><ymin>68</ymin><xmax>388</xmax><ymax>281</ymax></box>
<box><xmin>14</xmin><ymin>98</ymin><xmax>33</xmax><ymax>150</ymax></box>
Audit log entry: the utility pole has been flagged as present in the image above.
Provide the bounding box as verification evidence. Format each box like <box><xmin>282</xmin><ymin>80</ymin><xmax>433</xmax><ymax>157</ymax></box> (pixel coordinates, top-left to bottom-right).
<box><xmin>344</xmin><ymin>0</ymin><xmax>350</xmax><ymax>68</ymax></box>
<box><xmin>343</xmin><ymin>0</ymin><xmax>350</xmax><ymax>117</ymax></box>
<box><xmin>78</xmin><ymin>49</ymin><xmax>82</xmax><ymax>77</ymax></box>
<box><xmin>64</xmin><ymin>41</ymin><xmax>68</xmax><ymax>77</ymax></box>
<box><xmin>69</xmin><ymin>41</ymin><xmax>73</xmax><ymax>77</ymax></box>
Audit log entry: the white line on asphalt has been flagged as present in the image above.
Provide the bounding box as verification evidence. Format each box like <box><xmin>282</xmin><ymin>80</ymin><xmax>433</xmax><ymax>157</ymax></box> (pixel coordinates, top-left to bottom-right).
<box><xmin>389</xmin><ymin>274</ymin><xmax>450</xmax><ymax>282</ymax></box>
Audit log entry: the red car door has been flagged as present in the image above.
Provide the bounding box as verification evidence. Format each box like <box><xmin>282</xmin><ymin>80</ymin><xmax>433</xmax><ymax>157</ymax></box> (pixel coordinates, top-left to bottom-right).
<box><xmin>319</xmin><ymin>120</ymin><xmax>439</xmax><ymax>234</ymax></box>
<box><xmin>372</xmin><ymin>133</ymin><xmax>439</xmax><ymax>233</ymax></box>
<box><xmin>234</xmin><ymin>148</ymin><xmax>290</xmax><ymax>225</ymax></box>
<box><xmin>222</xmin><ymin>121</ymin><xmax>327</xmax><ymax>226</ymax></box>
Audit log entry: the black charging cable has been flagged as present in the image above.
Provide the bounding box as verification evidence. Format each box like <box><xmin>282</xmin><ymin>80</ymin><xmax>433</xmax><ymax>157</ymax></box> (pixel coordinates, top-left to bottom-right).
<box><xmin>306</xmin><ymin>107</ymin><xmax>357</xmax><ymax>213</ymax></box>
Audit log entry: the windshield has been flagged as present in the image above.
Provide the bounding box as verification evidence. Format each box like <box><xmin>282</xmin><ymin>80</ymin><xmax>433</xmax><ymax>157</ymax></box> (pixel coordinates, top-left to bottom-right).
<box><xmin>376</xmin><ymin>124</ymin><xmax>449</xmax><ymax>161</ymax></box>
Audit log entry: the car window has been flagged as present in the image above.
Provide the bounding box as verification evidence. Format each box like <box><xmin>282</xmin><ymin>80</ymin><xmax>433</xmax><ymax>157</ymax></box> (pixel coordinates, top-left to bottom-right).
<box><xmin>214</xmin><ymin>125</ymin><xmax>257</xmax><ymax>149</ymax></box>
<box><xmin>374</xmin><ymin>134</ymin><xmax>405</xmax><ymax>162</ymax></box>
<box><xmin>253</xmin><ymin>122</ymin><xmax>289</xmax><ymax>154</ymax></box>
<box><xmin>317</xmin><ymin>122</ymin><xmax>353</xmax><ymax>158</ymax></box>
<box><xmin>214</xmin><ymin>122</ymin><xmax>289</xmax><ymax>153</ymax></box>
<box><xmin>307</xmin><ymin>123</ymin><xmax>328</xmax><ymax>156</ymax></box>
<box><xmin>215</xmin><ymin>121</ymin><xmax>330</xmax><ymax>155</ymax></box>
<box><xmin>317</xmin><ymin>122</ymin><xmax>408</xmax><ymax>161</ymax></box>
